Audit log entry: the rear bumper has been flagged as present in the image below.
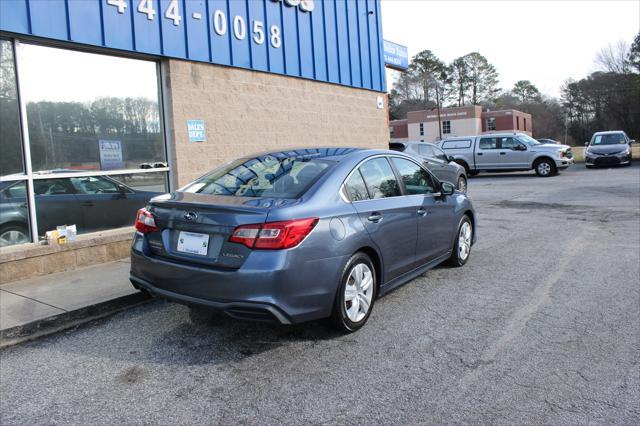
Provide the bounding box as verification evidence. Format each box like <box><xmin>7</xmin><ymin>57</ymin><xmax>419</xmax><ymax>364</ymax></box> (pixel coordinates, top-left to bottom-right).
<box><xmin>130</xmin><ymin>247</ymin><xmax>348</xmax><ymax>325</ymax></box>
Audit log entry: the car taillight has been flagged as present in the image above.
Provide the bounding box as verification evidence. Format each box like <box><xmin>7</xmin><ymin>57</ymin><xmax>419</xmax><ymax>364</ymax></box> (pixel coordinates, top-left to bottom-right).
<box><xmin>135</xmin><ymin>208</ymin><xmax>158</xmax><ymax>234</ymax></box>
<box><xmin>230</xmin><ymin>218</ymin><xmax>319</xmax><ymax>250</ymax></box>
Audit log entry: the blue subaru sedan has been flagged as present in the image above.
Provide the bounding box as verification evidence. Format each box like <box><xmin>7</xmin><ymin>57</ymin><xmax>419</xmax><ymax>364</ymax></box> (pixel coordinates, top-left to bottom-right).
<box><xmin>130</xmin><ymin>148</ymin><xmax>477</xmax><ymax>332</ymax></box>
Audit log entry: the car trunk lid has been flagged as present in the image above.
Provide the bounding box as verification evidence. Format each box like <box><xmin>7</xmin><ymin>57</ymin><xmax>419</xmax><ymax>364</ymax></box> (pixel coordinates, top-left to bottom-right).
<box><xmin>144</xmin><ymin>192</ymin><xmax>284</xmax><ymax>268</ymax></box>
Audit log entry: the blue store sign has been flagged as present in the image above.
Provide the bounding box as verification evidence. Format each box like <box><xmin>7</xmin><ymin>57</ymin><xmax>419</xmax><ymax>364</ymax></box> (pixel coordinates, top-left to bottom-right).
<box><xmin>0</xmin><ymin>0</ymin><xmax>386</xmax><ymax>92</ymax></box>
<box><xmin>187</xmin><ymin>120</ymin><xmax>206</xmax><ymax>143</ymax></box>
<box><xmin>383</xmin><ymin>39</ymin><xmax>409</xmax><ymax>71</ymax></box>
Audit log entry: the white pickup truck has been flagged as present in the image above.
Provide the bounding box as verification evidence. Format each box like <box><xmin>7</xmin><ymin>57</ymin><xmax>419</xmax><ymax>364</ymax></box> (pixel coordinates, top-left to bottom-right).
<box><xmin>438</xmin><ymin>133</ymin><xmax>574</xmax><ymax>177</ymax></box>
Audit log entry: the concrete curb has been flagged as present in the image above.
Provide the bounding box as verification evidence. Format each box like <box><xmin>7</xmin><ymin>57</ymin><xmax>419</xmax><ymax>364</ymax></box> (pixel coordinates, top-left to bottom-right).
<box><xmin>0</xmin><ymin>291</ymin><xmax>151</xmax><ymax>349</ymax></box>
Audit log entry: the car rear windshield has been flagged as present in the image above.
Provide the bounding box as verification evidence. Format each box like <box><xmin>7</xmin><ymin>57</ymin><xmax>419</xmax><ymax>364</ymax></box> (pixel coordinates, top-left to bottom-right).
<box><xmin>591</xmin><ymin>134</ymin><xmax>626</xmax><ymax>145</ymax></box>
<box><xmin>389</xmin><ymin>143</ymin><xmax>405</xmax><ymax>152</ymax></box>
<box><xmin>181</xmin><ymin>154</ymin><xmax>334</xmax><ymax>198</ymax></box>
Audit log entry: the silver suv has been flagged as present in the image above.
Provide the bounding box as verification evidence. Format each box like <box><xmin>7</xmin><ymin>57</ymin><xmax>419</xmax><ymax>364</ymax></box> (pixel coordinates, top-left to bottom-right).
<box><xmin>389</xmin><ymin>141</ymin><xmax>468</xmax><ymax>192</ymax></box>
<box><xmin>438</xmin><ymin>133</ymin><xmax>574</xmax><ymax>177</ymax></box>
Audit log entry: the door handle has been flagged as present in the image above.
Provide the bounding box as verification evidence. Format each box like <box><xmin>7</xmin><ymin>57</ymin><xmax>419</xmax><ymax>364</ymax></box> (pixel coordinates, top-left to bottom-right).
<box><xmin>81</xmin><ymin>201</ymin><xmax>94</xmax><ymax>207</ymax></box>
<box><xmin>367</xmin><ymin>213</ymin><xmax>383</xmax><ymax>223</ymax></box>
<box><xmin>417</xmin><ymin>208</ymin><xmax>428</xmax><ymax>216</ymax></box>
<box><xmin>477</xmin><ymin>152</ymin><xmax>483</xmax><ymax>156</ymax></box>
<box><xmin>500</xmin><ymin>152</ymin><xmax>506</xmax><ymax>155</ymax></box>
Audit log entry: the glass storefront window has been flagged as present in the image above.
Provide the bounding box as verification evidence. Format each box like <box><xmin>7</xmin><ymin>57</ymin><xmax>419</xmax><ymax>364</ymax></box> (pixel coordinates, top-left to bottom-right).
<box><xmin>0</xmin><ymin>39</ymin><xmax>24</xmax><ymax>177</ymax></box>
<box><xmin>19</xmin><ymin>44</ymin><xmax>165</xmax><ymax>173</ymax></box>
<box><xmin>32</xmin><ymin>172</ymin><xmax>167</xmax><ymax>237</ymax></box>
<box><xmin>0</xmin><ymin>180</ymin><xmax>31</xmax><ymax>247</ymax></box>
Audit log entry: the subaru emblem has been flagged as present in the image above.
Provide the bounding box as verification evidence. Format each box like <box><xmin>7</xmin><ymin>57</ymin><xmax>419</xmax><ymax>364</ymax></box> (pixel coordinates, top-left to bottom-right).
<box><xmin>184</xmin><ymin>212</ymin><xmax>197</xmax><ymax>221</ymax></box>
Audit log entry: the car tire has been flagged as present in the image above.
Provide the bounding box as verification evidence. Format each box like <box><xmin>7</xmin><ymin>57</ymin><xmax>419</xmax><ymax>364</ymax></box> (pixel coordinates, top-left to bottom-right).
<box><xmin>0</xmin><ymin>225</ymin><xmax>30</xmax><ymax>247</ymax></box>
<box><xmin>330</xmin><ymin>253</ymin><xmax>377</xmax><ymax>333</ymax></box>
<box><xmin>455</xmin><ymin>160</ymin><xmax>470</xmax><ymax>175</ymax></box>
<box><xmin>534</xmin><ymin>158</ymin><xmax>556</xmax><ymax>177</ymax></box>
<box><xmin>447</xmin><ymin>216</ymin><xmax>473</xmax><ymax>267</ymax></box>
<box><xmin>456</xmin><ymin>175</ymin><xmax>468</xmax><ymax>193</ymax></box>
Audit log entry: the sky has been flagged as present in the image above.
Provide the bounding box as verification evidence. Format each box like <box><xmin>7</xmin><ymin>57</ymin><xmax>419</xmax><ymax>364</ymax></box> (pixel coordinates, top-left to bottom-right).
<box><xmin>381</xmin><ymin>0</ymin><xmax>640</xmax><ymax>98</ymax></box>
<box><xmin>18</xmin><ymin>43</ymin><xmax>158</xmax><ymax>103</ymax></box>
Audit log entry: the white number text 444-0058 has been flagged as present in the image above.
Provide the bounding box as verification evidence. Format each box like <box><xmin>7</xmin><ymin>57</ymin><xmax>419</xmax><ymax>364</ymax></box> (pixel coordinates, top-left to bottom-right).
<box><xmin>106</xmin><ymin>0</ymin><xmax>303</xmax><ymax>49</ymax></box>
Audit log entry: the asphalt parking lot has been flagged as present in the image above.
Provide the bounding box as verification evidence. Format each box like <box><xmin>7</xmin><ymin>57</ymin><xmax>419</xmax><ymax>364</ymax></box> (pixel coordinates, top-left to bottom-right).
<box><xmin>1</xmin><ymin>163</ymin><xmax>639</xmax><ymax>425</ymax></box>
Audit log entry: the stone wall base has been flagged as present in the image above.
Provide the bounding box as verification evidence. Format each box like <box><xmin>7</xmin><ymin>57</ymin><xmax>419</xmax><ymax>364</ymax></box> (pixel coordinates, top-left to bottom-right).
<box><xmin>0</xmin><ymin>228</ymin><xmax>133</xmax><ymax>285</ymax></box>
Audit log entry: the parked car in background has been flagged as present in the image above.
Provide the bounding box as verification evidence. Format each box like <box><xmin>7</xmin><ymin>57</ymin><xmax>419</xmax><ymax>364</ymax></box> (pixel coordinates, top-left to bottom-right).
<box><xmin>389</xmin><ymin>141</ymin><xmax>468</xmax><ymax>193</ymax></box>
<box><xmin>0</xmin><ymin>175</ymin><xmax>161</xmax><ymax>246</ymax></box>
<box><xmin>130</xmin><ymin>148</ymin><xmax>477</xmax><ymax>332</ymax></box>
<box><xmin>536</xmin><ymin>138</ymin><xmax>562</xmax><ymax>145</ymax></box>
<box><xmin>584</xmin><ymin>131</ymin><xmax>634</xmax><ymax>168</ymax></box>
<box><xmin>438</xmin><ymin>133</ymin><xmax>573</xmax><ymax>177</ymax></box>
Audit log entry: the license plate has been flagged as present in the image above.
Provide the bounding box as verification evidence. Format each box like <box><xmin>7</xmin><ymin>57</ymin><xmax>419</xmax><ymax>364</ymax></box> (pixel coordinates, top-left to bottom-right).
<box><xmin>177</xmin><ymin>231</ymin><xmax>209</xmax><ymax>256</ymax></box>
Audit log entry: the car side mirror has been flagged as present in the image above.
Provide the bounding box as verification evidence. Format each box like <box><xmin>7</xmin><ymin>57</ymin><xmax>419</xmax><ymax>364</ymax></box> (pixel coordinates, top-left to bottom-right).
<box><xmin>584</xmin><ymin>141</ymin><xmax>589</xmax><ymax>146</ymax></box>
<box><xmin>448</xmin><ymin>155</ymin><xmax>456</xmax><ymax>162</ymax></box>
<box><xmin>630</xmin><ymin>139</ymin><xmax>636</xmax><ymax>144</ymax></box>
<box><xmin>513</xmin><ymin>145</ymin><xmax>526</xmax><ymax>151</ymax></box>
<box><xmin>441</xmin><ymin>181</ymin><xmax>455</xmax><ymax>196</ymax></box>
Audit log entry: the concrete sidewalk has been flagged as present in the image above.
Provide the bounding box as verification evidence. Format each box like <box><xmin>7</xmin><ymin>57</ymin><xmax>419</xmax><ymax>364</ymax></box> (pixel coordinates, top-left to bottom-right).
<box><xmin>0</xmin><ymin>259</ymin><xmax>149</xmax><ymax>347</ymax></box>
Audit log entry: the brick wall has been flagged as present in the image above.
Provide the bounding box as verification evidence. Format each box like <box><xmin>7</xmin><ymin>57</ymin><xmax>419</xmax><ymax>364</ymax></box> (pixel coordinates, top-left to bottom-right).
<box><xmin>165</xmin><ymin>59</ymin><xmax>389</xmax><ymax>186</ymax></box>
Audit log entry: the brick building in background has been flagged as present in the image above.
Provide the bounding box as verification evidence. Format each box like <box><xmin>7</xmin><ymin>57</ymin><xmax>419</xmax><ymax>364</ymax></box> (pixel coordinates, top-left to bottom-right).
<box><xmin>390</xmin><ymin>106</ymin><xmax>533</xmax><ymax>143</ymax></box>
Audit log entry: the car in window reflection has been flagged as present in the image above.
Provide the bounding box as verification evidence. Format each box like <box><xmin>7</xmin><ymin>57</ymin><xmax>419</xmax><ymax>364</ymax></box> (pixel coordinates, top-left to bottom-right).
<box><xmin>389</xmin><ymin>141</ymin><xmax>468</xmax><ymax>193</ymax></box>
<box><xmin>0</xmin><ymin>175</ymin><xmax>162</xmax><ymax>247</ymax></box>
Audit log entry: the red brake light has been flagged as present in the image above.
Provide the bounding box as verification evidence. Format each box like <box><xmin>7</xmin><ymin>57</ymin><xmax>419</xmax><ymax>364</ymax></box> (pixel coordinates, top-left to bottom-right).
<box><xmin>230</xmin><ymin>218</ymin><xmax>319</xmax><ymax>250</ymax></box>
<box><xmin>135</xmin><ymin>208</ymin><xmax>158</xmax><ymax>234</ymax></box>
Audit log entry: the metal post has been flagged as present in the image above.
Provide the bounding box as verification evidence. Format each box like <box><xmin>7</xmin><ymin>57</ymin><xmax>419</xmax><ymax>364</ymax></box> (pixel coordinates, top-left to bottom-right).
<box><xmin>436</xmin><ymin>84</ymin><xmax>442</xmax><ymax>141</ymax></box>
<box><xmin>13</xmin><ymin>40</ymin><xmax>39</xmax><ymax>243</ymax></box>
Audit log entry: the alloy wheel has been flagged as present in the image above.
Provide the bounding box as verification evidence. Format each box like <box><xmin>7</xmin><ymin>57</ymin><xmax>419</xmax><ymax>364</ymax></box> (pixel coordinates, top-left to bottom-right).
<box><xmin>344</xmin><ymin>263</ymin><xmax>374</xmax><ymax>323</ymax></box>
<box><xmin>458</xmin><ymin>222</ymin><xmax>472</xmax><ymax>261</ymax></box>
<box><xmin>0</xmin><ymin>229</ymin><xmax>30</xmax><ymax>247</ymax></box>
<box><xmin>457</xmin><ymin>176</ymin><xmax>467</xmax><ymax>193</ymax></box>
<box><xmin>537</xmin><ymin>162</ymin><xmax>552</xmax><ymax>176</ymax></box>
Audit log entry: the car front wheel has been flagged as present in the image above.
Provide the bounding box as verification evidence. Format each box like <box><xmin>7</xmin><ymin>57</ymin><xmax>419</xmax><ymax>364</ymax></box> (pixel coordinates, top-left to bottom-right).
<box><xmin>331</xmin><ymin>253</ymin><xmax>377</xmax><ymax>333</ymax></box>
<box><xmin>447</xmin><ymin>216</ymin><xmax>473</xmax><ymax>267</ymax></box>
<box><xmin>0</xmin><ymin>225</ymin><xmax>30</xmax><ymax>247</ymax></box>
<box><xmin>534</xmin><ymin>158</ymin><xmax>556</xmax><ymax>177</ymax></box>
<box><xmin>457</xmin><ymin>175</ymin><xmax>467</xmax><ymax>193</ymax></box>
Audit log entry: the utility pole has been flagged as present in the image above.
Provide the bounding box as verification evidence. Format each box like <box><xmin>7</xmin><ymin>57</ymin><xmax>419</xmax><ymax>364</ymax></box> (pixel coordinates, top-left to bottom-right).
<box><xmin>436</xmin><ymin>83</ymin><xmax>442</xmax><ymax>141</ymax></box>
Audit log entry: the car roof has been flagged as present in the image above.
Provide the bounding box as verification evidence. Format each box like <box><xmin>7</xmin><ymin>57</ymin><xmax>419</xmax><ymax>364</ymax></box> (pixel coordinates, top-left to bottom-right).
<box><xmin>236</xmin><ymin>147</ymin><xmax>406</xmax><ymax>164</ymax></box>
<box><xmin>445</xmin><ymin>132</ymin><xmax>533</xmax><ymax>140</ymax></box>
<box><xmin>592</xmin><ymin>130</ymin><xmax>626</xmax><ymax>135</ymax></box>
<box><xmin>398</xmin><ymin>141</ymin><xmax>438</xmax><ymax>147</ymax></box>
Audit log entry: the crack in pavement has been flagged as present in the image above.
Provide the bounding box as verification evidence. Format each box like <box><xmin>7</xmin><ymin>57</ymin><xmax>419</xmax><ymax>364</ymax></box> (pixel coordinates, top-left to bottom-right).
<box><xmin>459</xmin><ymin>226</ymin><xmax>589</xmax><ymax>389</ymax></box>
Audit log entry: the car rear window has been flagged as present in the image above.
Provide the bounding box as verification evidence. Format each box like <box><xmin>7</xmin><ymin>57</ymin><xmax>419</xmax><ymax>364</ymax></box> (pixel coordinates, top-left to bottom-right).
<box><xmin>182</xmin><ymin>154</ymin><xmax>334</xmax><ymax>198</ymax></box>
<box><xmin>358</xmin><ymin>158</ymin><xmax>401</xmax><ymax>199</ymax></box>
<box><xmin>441</xmin><ymin>140</ymin><xmax>472</xmax><ymax>149</ymax></box>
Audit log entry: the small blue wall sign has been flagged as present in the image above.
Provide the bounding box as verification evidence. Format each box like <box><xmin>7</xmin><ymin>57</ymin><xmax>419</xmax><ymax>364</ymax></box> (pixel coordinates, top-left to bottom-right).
<box><xmin>187</xmin><ymin>120</ymin><xmax>206</xmax><ymax>143</ymax></box>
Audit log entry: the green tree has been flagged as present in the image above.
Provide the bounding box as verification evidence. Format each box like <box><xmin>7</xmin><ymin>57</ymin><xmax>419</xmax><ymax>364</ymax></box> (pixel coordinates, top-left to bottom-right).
<box><xmin>512</xmin><ymin>80</ymin><xmax>541</xmax><ymax>103</ymax></box>
<box><xmin>409</xmin><ymin>50</ymin><xmax>449</xmax><ymax>105</ymax></box>
<box><xmin>449</xmin><ymin>56</ymin><xmax>471</xmax><ymax>107</ymax></box>
<box><xmin>463</xmin><ymin>52</ymin><xmax>500</xmax><ymax>105</ymax></box>
<box><xmin>629</xmin><ymin>32</ymin><xmax>640</xmax><ymax>73</ymax></box>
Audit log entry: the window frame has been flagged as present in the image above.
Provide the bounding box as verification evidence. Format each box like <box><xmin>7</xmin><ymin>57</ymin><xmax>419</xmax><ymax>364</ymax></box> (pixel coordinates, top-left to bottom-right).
<box><xmin>389</xmin><ymin>156</ymin><xmax>439</xmax><ymax>196</ymax></box>
<box><xmin>339</xmin><ymin>154</ymin><xmax>442</xmax><ymax>203</ymax></box>
<box><xmin>442</xmin><ymin>120</ymin><xmax>451</xmax><ymax>135</ymax></box>
<box><xmin>486</xmin><ymin>117</ymin><xmax>496</xmax><ymax>131</ymax></box>
<box><xmin>0</xmin><ymin>38</ymin><xmax>172</xmax><ymax>245</ymax></box>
